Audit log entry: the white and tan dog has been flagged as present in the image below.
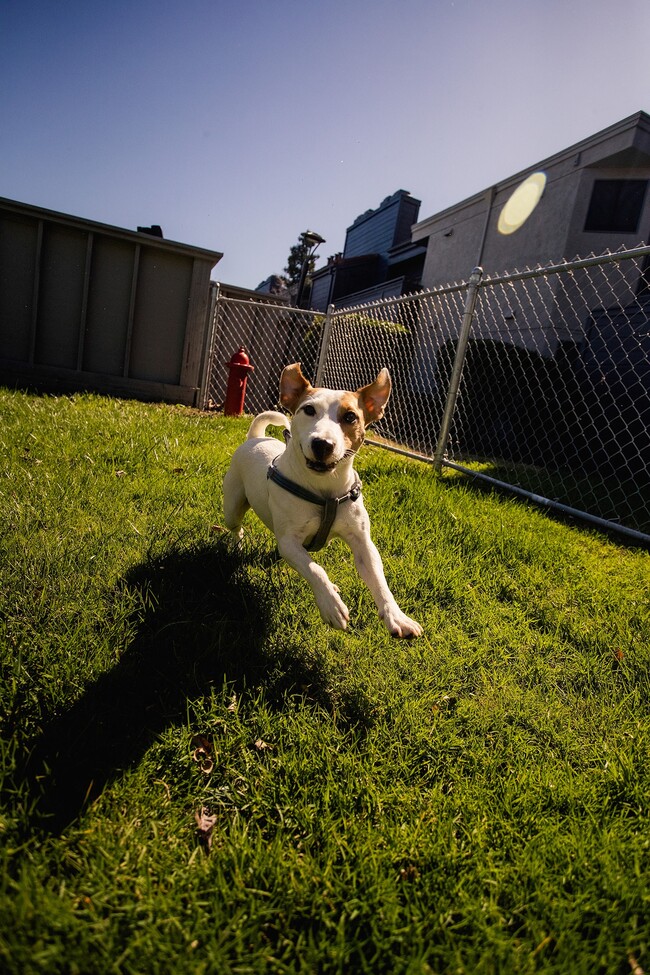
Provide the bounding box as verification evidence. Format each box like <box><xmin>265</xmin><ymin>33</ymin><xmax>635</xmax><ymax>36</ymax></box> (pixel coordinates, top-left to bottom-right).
<box><xmin>222</xmin><ymin>363</ymin><xmax>422</xmax><ymax>638</ymax></box>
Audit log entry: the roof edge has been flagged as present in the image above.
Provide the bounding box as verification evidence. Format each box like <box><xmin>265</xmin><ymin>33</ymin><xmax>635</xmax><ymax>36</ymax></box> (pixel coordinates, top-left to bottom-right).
<box><xmin>413</xmin><ymin>110</ymin><xmax>650</xmax><ymax>238</ymax></box>
<box><xmin>0</xmin><ymin>196</ymin><xmax>223</xmax><ymax>264</ymax></box>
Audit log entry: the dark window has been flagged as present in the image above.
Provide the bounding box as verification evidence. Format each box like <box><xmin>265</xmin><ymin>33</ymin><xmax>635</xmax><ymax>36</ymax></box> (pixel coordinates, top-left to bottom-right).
<box><xmin>584</xmin><ymin>179</ymin><xmax>648</xmax><ymax>233</ymax></box>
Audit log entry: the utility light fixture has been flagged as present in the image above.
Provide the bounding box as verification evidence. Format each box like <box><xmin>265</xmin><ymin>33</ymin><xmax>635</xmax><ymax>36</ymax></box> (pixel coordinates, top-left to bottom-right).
<box><xmin>300</xmin><ymin>230</ymin><xmax>326</xmax><ymax>248</ymax></box>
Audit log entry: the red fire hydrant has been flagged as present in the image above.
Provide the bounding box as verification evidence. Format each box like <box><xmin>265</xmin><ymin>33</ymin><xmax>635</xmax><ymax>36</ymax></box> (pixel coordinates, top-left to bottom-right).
<box><xmin>224</xmin><ymin>347</ymin><xmax>254</xmax><ymax>416</ymax></box>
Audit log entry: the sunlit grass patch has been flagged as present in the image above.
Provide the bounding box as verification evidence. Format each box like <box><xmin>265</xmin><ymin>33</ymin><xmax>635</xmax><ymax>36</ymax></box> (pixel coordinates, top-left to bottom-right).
<box><xmin>1</xmin><ymin>387</ymin><xmax>649</xmax><ymax>974</ymax></box>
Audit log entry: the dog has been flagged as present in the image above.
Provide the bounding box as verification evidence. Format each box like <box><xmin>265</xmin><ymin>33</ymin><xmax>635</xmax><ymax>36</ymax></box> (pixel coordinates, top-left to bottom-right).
<box><xmin>222</xmin><ymin>363</ymin><xmax>422</xmax><ymax>638</ymax></box>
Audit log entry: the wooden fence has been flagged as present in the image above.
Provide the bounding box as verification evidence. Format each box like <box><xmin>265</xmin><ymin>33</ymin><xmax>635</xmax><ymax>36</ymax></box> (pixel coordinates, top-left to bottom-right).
<box><xmin>0</xmin><ymin>197</ymin><xmax>222</xmax><ymax>405</ymax></box>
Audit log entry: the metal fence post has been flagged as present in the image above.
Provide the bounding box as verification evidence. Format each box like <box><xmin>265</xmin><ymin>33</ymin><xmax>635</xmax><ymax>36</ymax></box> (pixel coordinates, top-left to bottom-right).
<box><xmin>433</xmin><ymin>266</ymin><xmax>483</xmax><ymax>472</ymax></box>
<box><xmin>315</xmin><ymin>303</ymin><xmax>335</xmax><ymax>387</ymax></box>
<box><xmin>198</xmin><ymin>281</ymin><xmax>220</xmax><ymax>409</ymax></box>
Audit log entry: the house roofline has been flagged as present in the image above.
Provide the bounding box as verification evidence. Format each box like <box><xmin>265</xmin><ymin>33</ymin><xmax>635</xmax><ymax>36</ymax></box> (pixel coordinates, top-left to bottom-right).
<box><xmin>347</xmin><ymin>189</ymin><xmax>420</xmax><ymax>233</ymax></box>
<box><xmin>412</xmin><ymin>110</ymin><xmax>650</xmax><ymax>240</ymax></box>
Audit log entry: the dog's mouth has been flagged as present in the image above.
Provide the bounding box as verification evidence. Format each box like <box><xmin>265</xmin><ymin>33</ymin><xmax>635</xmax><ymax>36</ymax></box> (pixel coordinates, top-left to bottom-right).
<box><xmin>305</xmin><ymin>457</ymin><xmax>338</xmax><ymax>473</ymax></box>
<box><xmin>303</xmin><ymin>447</ymin><xmax>357</xmax><ymax>474</ymax></box>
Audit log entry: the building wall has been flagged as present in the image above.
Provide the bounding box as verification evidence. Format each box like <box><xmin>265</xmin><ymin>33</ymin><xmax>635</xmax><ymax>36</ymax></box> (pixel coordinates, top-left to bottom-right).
<box><xmin>310</xmin><ymin>190</ymin><xmax>423</xmax><ymax>311</ymax></box>
<box><xmin>566</xmin><ymin>165</ymin><xmax>650</xmax><ymax>260</ymax></box>
<box><xmin>415</xmin><ymin>166</ymin><xmax>584</xmax><ymax>289</ymax></box>
<box><xmin>310</xmin><ymin>269</ymin><xmax>335</xmax><ymax>311</ymax></box>
<box><xmin>344</xmin><ymin>190</ymin><xmax>419</xmax><ymax>259</ymax></box>
<box><xmin>414</xmin><ymin>112</ymin><xmax>650</xmax><ymax>291</ymax></box>
<box><xmin>331</xmin><ymin>276</ymin><xmax>405</xmax><ymax>308</ymax></box>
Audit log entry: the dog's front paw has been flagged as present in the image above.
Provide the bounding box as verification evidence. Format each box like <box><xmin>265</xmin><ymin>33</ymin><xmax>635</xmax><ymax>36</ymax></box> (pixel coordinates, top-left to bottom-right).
<box><xmin>381</xmin><ymin>605</ymin><xmax>423</xmax><ymax>639</ymax></box>
<box><xmin>317</xmin><ymin>588</ymin><xmax>350</xmax><ymax>630</ymax></box>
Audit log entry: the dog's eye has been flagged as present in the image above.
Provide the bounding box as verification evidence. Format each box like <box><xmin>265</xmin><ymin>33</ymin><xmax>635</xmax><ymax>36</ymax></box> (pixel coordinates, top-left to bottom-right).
<box><xmin>342</xmin><ymin>411</ymin><xmax>358</xmax><ymax>424</ymax></box>
<box><xmin>302</xmin><ymin>404</ymin><xmax>316</xmax><ymax>416</ymax></box>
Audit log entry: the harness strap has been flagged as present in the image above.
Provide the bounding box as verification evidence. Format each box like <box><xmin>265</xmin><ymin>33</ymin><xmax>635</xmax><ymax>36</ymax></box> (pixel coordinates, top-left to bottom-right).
<box><xmin>267</xmin><ymin>460</ymin><xmax>361</xmax><ymax>552</ymax></box>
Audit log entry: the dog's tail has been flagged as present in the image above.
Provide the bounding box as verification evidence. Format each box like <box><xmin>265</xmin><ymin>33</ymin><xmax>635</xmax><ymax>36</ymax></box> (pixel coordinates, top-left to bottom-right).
<box><xmin>247</xmin><ymin>411</ymin><xmax>290</xmax><ymax>440</ymax></box>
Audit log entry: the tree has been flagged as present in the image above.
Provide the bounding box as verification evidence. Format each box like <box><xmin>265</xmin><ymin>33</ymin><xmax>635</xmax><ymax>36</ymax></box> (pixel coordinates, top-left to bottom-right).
<box><xmin>284</xmin><ymin>234</ymin><xmax>318</xmax><ymax>285</ymax></box>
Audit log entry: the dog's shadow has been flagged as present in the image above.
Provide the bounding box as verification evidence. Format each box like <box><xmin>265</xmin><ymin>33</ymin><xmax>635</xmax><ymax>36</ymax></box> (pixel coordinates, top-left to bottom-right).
<box><xmin>24</xmin><ymin>538</ymin><xmax>343</xmax><ymax>833</ymax></box>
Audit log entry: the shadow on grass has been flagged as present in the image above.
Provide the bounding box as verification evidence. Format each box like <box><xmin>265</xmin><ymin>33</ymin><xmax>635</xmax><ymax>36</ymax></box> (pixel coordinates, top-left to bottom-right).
<box><xmin>23</xmin><ymin>538</ymin><xmax>361</xmax><ymax>834</ymax></box>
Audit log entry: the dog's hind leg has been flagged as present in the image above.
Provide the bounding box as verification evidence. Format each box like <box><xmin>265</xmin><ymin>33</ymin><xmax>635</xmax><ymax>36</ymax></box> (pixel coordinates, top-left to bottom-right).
<box><xmin>222</xmin><ymin>467</ymin><xmax>250</xmax><ymax>538</ymax></box>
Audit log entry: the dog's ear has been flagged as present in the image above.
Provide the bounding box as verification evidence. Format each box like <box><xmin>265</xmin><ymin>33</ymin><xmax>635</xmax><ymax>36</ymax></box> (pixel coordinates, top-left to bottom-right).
<box><xmin>279</xmin><ymin>363</ymin><xmax>313</xmax><ymax>413</ymax></box>
<box><xmin>357</xmin><ymin>368</ymin><xmax>391</xmax><ymax>424</ymax></box>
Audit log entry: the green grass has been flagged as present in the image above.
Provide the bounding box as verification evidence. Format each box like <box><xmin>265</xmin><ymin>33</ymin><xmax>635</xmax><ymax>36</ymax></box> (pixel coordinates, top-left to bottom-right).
<box><xmin>1</xmin><ymin>387</ymin><xmax>649</xmax><ymax>974</ymax></box>
<box><xmin>451</xmin><ymin>457</ymin><xmax>650</xmax><ymax>537</ymax></box>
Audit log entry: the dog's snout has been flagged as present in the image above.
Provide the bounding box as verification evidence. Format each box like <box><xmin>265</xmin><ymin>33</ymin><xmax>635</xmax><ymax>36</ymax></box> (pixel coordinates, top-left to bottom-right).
<box><xmin>311</xmin><ymin>438</ymin><xmax>335</xmax><ymax>461</ymax></box>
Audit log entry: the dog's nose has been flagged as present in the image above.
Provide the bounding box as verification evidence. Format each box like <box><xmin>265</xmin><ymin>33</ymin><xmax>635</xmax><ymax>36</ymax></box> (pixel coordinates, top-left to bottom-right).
<box><xmin>310</xmin><ymin>438</ymin><xmax>335</xmax><ymax>461</ymax></box>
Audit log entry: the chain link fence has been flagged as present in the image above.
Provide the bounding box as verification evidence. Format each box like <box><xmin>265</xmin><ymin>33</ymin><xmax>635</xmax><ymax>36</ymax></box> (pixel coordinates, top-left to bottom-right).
<box><xmin>205</xmin><ymin>247</ymin><xmax>650</xmax><ymax>544</ymax></box>
<box><xmin>203</xmin><ymin>287</ymin><xmax>324</xmax><ymax>415</ymax></box>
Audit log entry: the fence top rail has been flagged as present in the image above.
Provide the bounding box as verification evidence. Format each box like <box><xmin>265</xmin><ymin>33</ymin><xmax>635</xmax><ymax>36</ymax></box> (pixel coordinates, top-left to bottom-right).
<box><xmin>331</xmin><ymin>282</ymin><xmax>467</xmax><ymax>320</ymax></box>
<box><xmin>328</xmin><ymin>244</ymin><xmax>650</xmax><ymax>320</ymax></box>
<box><xmin>216</xmin><ymin>294</ymin><xmax>324</xmax><ymax>317</ymax></box>
<box><xmin>212</xmin><ymin>245</ymin><xmax>650</xmax><ymax>325</ymax></box>
<box><xmin>479</xmin><ymin>244</ymin><xmax>650</xmax><ymax>289</ymax></box>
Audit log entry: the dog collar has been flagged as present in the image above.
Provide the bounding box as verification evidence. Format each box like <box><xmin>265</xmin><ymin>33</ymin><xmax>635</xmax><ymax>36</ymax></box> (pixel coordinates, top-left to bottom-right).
<box><xmin>267</xmin><ymin>459</ymin><xmax>362</xmax><ymax>552</ymax></box>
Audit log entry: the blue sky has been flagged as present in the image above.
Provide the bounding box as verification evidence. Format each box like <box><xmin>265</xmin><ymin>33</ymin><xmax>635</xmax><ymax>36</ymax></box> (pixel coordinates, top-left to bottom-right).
<box><xmin>2</xmin><ymin>0</ymin><xmax>649</xmax><ymax>288</ymax></box>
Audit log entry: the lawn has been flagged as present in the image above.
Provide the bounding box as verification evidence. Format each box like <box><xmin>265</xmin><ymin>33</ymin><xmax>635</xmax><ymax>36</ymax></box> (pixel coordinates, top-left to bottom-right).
<box><xmin>1</xmin><ymin>388</ymin><xmax>649</xmax><ymax>974</ymax></box>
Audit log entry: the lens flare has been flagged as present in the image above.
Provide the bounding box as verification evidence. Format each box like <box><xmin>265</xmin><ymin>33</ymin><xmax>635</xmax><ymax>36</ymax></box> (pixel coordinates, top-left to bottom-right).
<box><xmin>498</xmin><ymin>172</ymin><xmax>547</xmax><ymax>235</ymax></box>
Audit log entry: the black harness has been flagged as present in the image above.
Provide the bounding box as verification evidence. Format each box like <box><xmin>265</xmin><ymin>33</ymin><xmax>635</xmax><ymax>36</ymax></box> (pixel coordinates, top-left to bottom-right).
<box><xmin>267</xmin><ymin>459</ymin><xmax>362</xmax><ymax>552</ymax></box>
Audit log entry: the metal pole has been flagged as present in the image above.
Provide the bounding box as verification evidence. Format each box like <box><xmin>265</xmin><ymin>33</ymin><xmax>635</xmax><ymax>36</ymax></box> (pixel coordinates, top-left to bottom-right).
<box><xmin>198</xmin><ymin>281</ymin><xmax>220</xmax><ymax>409</ymax></box>
<box><xmin>295</xmin><ymin>257</ymin><xmax>310</xmax><ymax>308</ymax></box>
<box><xmin>440</xmin><ymin>458</ymin><xmax>650</xmax><ymax>547</ymax></box>
<box><xmin>364</xmin><ymin>440</ymin><xmax>650</xmax><ymax>548</ymax></box>
<box><xmin>295</xmin><ymin>233</ymin><xmax>325</xmax><ymax>308</ymax></box>
<box><xmin>315</xmin><ymin>303</ymin><xmax>335</xmax><ymax>387</ymax></box>
<box><xmin>476</xmin><ymin>187</ymin><xmax>496</xmax><ymax>268</ymax></box>
<box><xmin>433</xmin><ymin>266</ymin><xmax>483</xmax><ymax>472</ymax></box>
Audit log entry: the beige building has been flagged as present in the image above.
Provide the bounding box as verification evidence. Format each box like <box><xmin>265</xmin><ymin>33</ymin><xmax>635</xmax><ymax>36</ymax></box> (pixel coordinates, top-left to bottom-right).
<box><xmin>412</xmin><ymin>111</ymin><xmax>650</xmax><ymax>289</ymax></box>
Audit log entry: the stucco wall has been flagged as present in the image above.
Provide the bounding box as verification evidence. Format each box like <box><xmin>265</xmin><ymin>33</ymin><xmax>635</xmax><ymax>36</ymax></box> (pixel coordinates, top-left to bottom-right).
<box><xmin>413</xmin><ymin>112</ymin><xmax>650</xmax><ymax>291</ymax></box>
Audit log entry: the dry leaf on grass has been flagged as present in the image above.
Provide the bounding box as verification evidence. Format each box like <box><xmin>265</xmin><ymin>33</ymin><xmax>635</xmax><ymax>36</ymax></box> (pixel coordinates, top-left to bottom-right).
<box><xmin>399</xmin><ymin>864</ymin><xmax>421</xmax><ymax>882</ymax></box>
<box><xmin>195</xmin><ymin>807</ymin><xmax>217</xmax><ymax>851</ymax></box>
<box><xmin>254</xmin><ymin>738</ymin><xmax>272</xmax><ymax>752</ymax></box>
<box><xmin>191</xmin><ymin>734</ymin><xmax>214</xmax><ymax>775</ymax></box>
